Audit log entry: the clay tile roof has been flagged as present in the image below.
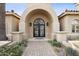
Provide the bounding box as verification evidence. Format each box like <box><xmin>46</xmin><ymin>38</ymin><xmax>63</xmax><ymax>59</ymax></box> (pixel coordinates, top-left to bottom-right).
<box><xmin>58</xmin><ymin>9</ymin><xmax>79</xmax><ymax>19</ymax></box>
<box><xmin>6</xmin><ymin>10</ymin><xmax>21</xmax><ymax>19</ymax></box>
<box><xmin>64</xmin><ymin>9</ymin><xmax>79</xmax><ymax>12</ymax></box>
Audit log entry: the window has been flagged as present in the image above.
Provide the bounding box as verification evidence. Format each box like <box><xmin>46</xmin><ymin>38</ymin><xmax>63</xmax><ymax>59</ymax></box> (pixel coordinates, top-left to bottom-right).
<box><xmin>72</xmin><ymin>19</ymin><xmax>79</xmax><ymax>33</ymax></box>
<box><xmin>72</xmin><ymin>25</ymin><xmax>79</xmax><ymax>33</ymax></box>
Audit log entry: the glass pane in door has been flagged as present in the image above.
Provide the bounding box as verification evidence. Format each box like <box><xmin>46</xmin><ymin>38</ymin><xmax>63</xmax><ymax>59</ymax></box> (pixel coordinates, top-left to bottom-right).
<box><xmin>40</xmin><ymin>25</ymin><xmax>44</xmax><ymax>37</ymax></box>
<box><xmin>34</xmin><ymin>25</ymin><xmax>39</xmax><ymax>37</ymax></box>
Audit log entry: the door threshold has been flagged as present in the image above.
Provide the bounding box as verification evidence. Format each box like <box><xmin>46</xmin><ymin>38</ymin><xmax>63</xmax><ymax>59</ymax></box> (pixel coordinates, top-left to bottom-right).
<box><xmin>35</xmin><ymin>37</ymin><xmax>45</xmax><ymax>39</ymax></box>
<box><xmin>28</xmin><ymin>38</ymin><xmax>48</xmax><ymax>41</ymax></box>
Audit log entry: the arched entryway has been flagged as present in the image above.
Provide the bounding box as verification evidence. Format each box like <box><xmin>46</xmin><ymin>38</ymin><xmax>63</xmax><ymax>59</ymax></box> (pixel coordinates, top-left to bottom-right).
<box><xmin>19</xmin><ymin>4</ymin><xmax>60</xmax><ymax>40</ymax></box>
<box><xmin>24</xmin><ymin>9</ymin><xmax>53</xmax><ymax>39</ymax></box>
<box><xmin>33</xmin><ymin>18</ymin><xmax>45</xmax><ymax>37</ymax></box>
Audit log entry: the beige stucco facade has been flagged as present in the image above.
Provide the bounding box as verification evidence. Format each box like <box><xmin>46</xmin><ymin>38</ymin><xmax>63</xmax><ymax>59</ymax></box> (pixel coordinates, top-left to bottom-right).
<box><xmin>19</xmin><ymin>3</ymin><xmax>59</xmax><ymax>40</ymax></box>
<box><xmin>58</xmin><ymin>9</ymin><xmax>79</xmax><ymax>41</ymax></box>
<box><xmin>5</xmin><ymin>10</ymin><xmax>20</xmax><ymax>38</ymax></box>
<box><xmin>59</xmin><ymin>10</ymin><xmax>79</xmax><ymax>33</ymax></box>
<box><xmin>5</xmin><ymin>3</ymin><xmax>79</xmax><ymax>42</ymax></box>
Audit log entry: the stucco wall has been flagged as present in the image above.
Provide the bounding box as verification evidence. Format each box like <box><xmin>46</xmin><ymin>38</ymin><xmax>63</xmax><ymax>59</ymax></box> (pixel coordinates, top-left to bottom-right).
<box><xmin>5</xmin><ymin>14</ymin><xmax>20</xmax><ymax>37</ymax></box>
<box><xmin>12</xmin><ymin>16</ymin><xmax>19</xmax><ymax>31</ymax></box>
<box><xmin>59</xmin><ymin>16</ymin><xmax>65</xmax><ymax>31</ymax></box>
<box><xmin>5</xmin><ymin>15</ymin><xmax>13</xmax><ymax>35</ymax></box>
<box><xmin>59</xmin><ymin>14</ymin><xmax>79</xmax><ymax>33</ymax></box>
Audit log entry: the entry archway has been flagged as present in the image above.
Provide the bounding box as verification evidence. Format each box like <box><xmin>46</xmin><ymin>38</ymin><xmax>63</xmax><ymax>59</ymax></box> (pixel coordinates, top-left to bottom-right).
<box><xmin>19</xmin><ymin>4</ymin><xmax>60</xmax><ymax>40</ymax></box>
<box><xmin>24</xmin><ymin>9</ymin><xmax>52</xmax><ymax>39</ymax></box>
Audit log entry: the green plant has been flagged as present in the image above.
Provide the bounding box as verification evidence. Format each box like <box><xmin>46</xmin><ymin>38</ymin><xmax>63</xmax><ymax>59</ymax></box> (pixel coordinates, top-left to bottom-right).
<box><xmin>0</xmin><ymin>40</ymin><xmax>27</xmax><ymax>56</ymax></box>
<box><xmin>53</xmin><ymin>39</ymin><xmax>62</xmax><ymax>47</ymax></box>
<box><xmin>52</xmin><ymin>41</ymin><xmax>62</xmax><ymax>47</ymax></box>
<box><xmin>48</xmin><ymin>40</ymin><xmax>53</xmax><ymax>43</ymax></box>
<box><xmin>65</xmin><ymin>47</ymin><xmax>79</xmax><ymax>56</ymax></box>
<box><xmin>48</xmin><ymin>39</ymin><xmax>62</xmax><ymax>47</ymax></box>
<box><xmin>53</xmin><ymin>39</ymin><xmax>57</xmax><ymax>42</ymax></box>
<box><xmin>20</xmin><ymin>40</ymin><xmax>27</xmax><ymax>47</ymax></box>
<box><xmin>48</xmin><ymin>39</ymin><xmax>57</xmax><ymax>43</ymax></box>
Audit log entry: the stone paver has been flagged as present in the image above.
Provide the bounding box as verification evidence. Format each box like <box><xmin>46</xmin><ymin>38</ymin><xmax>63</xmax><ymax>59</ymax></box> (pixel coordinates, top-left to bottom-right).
<box><xmin>22</xmin><ymin>41</ymin><xmax>56</xmax><ymax>56</ymax></box>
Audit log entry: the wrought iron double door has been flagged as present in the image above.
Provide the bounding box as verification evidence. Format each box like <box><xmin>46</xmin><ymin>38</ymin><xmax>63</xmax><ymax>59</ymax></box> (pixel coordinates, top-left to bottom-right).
<box><xmin>33</xmin><ymin>18</ymin><xmax>45</xmax><ymax>37</ymax></box>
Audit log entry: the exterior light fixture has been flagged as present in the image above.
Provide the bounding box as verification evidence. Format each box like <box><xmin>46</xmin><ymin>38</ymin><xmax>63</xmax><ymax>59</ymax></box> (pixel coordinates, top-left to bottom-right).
<box><xmin>46</xmin><ymin>22</ymin><xmax>48</xmax><ymax>26</ymax></box>
<box><xmin>29</xmin><ymin>22</ymin><xmax>32</xmax><ymax>26</ymax></box>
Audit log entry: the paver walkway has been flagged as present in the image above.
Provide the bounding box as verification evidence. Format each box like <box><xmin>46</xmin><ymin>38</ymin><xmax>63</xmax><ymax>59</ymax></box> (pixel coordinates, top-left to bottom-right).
<box><xmin>22</xmin><ymin>41</ymin><xmax>56</xmax><ymax>56</ymax></box>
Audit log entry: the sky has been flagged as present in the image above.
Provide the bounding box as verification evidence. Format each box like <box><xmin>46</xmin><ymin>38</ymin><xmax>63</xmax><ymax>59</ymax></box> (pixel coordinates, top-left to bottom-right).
<box><xmin>6</xmin><ymin>3</ymin><xmax>75</xmax><ymax>16</ymax></box>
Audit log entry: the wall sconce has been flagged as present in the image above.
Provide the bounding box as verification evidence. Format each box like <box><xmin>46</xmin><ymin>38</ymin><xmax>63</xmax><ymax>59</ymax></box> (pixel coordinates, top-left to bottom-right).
<box><xmin>46</xmin><ymin>22</ymin><xmax>49</xmax><ymax>26</ymax></box>
<box><xmin>29</xmin><ymin>22</ymin><xmax>32</xmax><ymax>26</ymax></box>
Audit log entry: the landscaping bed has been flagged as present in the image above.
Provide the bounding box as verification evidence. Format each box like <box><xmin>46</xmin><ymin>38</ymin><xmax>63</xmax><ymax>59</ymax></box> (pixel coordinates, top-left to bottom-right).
<box><xmin>0</xmin><ymin>40</ymin><xmax>27</xmax><ymax>56</ymax></box>
<box><xmin>48</xmin><ymin>39</ymin><xmax>79</xmax><ymax>56</ymax></box>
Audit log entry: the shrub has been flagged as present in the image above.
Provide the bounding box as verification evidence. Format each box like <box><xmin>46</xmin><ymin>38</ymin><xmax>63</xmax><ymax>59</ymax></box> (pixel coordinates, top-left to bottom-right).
<box><xmin>65</xmin><ymin>47</ymin><xmax>79</xmax><ymax>56</ymax></box>
<box><xmin>52</xmin><ymin>41</ymin><xmax>62</xmax><ymax>47</ymax></box>
<box><xmin>0</xmin><ymin>40</ymin><xmax>27</xmax><ymax>56</ymax></box>
<box><xmin>53</xmin><ymin>39</ymin><xmax>57</xmax><ymax>42</ymax></box>
<box><xmin>48</xmin><ymin>39</ymin><xmax>57</xmax><ymax>43</ymax></box>
<box><xmin>48</xmin><ymin>40</ymin><xmax>53</xmax><ymax>43</ymax></box>
<box><xmin>48</xmin><ymin>39</ymin><xmax>62</xmax><ymax>47</ymax></box>
<box><xmin>20</xmin><ymin>40</ymin><xmax>27</xmax><ymax>47</ymax></box>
